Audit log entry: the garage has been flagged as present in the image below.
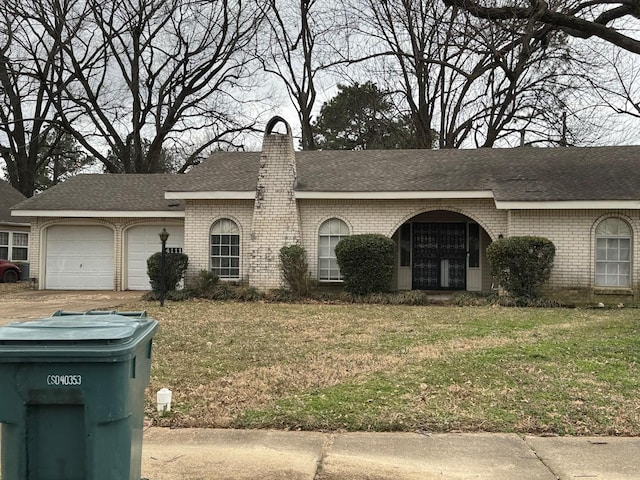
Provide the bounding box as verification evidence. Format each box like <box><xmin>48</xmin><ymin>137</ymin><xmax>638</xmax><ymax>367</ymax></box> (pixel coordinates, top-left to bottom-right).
<box><xmin>126</xmin><ymin>225</ymin><xmax>184</xmax><ymax>290</ymax></box>
<box><xmin>45</xmin><ymin>225</ymin><xmax>114</xmax><ymax>290</ymax></box>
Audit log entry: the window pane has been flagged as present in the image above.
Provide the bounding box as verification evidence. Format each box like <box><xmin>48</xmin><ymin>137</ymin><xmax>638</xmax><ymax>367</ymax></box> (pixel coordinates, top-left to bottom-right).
<box><xmin>12</xmin><ymin>248</ymin><xmax>27</xmax><ymax>261</ymax></box>
<box><xmin>0</xmin><ymin>232</ymin><xmax>8</xmax><ymax>246</ymax></box>
<box><xmin>596</xmin><ymin>218</ymin><xmax>631</xmax><ymax>236</ymax></box>
<box><xmin>619</xmin><ymin>247</ymin><xmax>630</xmax><ymax>261</ymax></box>
<box><xmin>12</xmin><ymin>233</ymin><xmax>28</xmax><ymax>247</ymax></box>
<box><xmin>0</xmin><ymin>246</ymin><xmax>7</xmax><ymax>260</ymax></box>
<box><xmin>211</xmin><ymin>219</ymin><xmax>239</xmax><ymax>235</ymax></box>
<box><xmin>606</xmin><ymin>263</ymin><xmax>619</xmax><ymax>275</ymax></box>
<box><xmin>468</xmin><ymin>223</ymin><xmax>479</xmax><ymax>268</ymax></box>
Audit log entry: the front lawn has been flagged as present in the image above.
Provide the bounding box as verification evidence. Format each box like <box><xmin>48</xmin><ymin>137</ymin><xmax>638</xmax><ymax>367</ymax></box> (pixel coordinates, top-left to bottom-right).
<box><xmin>136</xmin><ymin>300</ymin><xmax>640</xmax><ymax>435</ymax></box>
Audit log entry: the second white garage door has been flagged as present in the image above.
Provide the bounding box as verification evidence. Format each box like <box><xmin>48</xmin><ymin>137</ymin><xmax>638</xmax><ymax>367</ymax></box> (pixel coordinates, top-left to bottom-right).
<box><xmin>126</xmin><ymin>225</ymin><xmax>184</xmax><ymax>290</ymax></box>
<box><xmin>46</xmin><ymin>225</ymin><xmax>114</xmax><ymax>290</ymax></box>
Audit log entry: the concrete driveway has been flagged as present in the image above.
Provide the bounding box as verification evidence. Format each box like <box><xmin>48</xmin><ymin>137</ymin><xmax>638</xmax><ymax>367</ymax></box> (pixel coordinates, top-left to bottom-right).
<box><xmin>0</xmin><ymin>283</ymin><xmax>144</xmax><ymax>325</ymax></box>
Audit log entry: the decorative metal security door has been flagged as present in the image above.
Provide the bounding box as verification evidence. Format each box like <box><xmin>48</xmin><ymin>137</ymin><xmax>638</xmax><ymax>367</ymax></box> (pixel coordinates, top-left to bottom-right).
<box><xmin>412</xmin><ymin>223</ymin><xmax>467</xmax><ymax>290</ymax></box>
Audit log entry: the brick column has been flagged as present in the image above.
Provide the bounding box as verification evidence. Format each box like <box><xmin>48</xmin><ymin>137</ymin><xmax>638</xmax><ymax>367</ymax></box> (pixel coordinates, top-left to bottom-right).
<box><xmin>249</xmin><ymin>117</ymin><xmax>301</xmax><ymax>290</ymax></box>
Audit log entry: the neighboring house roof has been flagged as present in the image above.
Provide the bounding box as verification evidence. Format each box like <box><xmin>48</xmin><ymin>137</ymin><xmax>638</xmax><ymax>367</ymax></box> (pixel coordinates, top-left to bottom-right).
<box><xmin>10</xmin><ymin>145</ymin><xmax>640</xmax><ymax>215</ymax></box>
<box><xmin>11</xmin><ymin>174</ymin><xmax>185</xmax><ymax>217</ymax></box>
<box><xmin>0</xmin><ymin>180</ymin><xmax>28</xmax><ymax>225</ymax></box>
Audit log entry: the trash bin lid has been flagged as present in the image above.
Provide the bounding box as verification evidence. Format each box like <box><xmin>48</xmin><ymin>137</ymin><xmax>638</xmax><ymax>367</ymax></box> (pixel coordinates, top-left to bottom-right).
<box><xmin>0</xmin><ymin>312</ymin><xmax>158</xmax><ymax>359</ymax></box>
<box><xmin>0</xmin><ymin>317</ymin><xmax>140</xmax><ymax>342</ymax></box>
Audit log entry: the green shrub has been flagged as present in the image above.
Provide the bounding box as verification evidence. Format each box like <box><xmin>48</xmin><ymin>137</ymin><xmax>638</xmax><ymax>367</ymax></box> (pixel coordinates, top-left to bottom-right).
<box><xmin>334</xmin><ymin>234</ymin><xmax>395</xmax><ymax>295</ymax></box>
<box><xmin>279</xmin><ymin>245</ymin><xmax>311</xmax><ymax>297</ymax></box>
<box><xmin>196</xmin><ymin>269</ymin><xmax>219</xmax><ymax>295</ymax></box>
<box><xmin>147</xmin><ymin>252</ymin><xmax>189</xmax><ymax>296</ymax></box>
<box><xmin>486</xmin><ymin>236</ymin><xmax>555</xmax><ymax>299</ymax></box>
<box><xmin>208</xmin><ymin>283</ymin><xmax>235</xmax><ymax>300</ymax></box>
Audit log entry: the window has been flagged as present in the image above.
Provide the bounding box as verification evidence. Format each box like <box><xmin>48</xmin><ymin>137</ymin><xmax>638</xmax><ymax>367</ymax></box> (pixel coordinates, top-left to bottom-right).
<box><xmin>318</xmin><ymin>218</ymin><xmax>349</xmax><ymax>281</ymax></box>
<box><xmin>210</xmin><ymin>219</ymin><xmax>240</xmax><ymax>279</ymax></box>
<box><xmin>595</xmin><ymin>218</ymin><xmax>631</xmax><ymax>287</ymax></box>
<box><xmin>400</xmin><ymin>223</ymin><xmax>411</xmax><ymax>267</ymax></box>
<box><xmin>12</xmin><ymin>233</ymin><xmax>28</xmax><ymax>261</ymax></box>
<box><xmin>0</xmin><ymin>231</ymin><xmax>28</xmax><ymax>261</ymax></box>
<box><xmin>468</xmin><ymin>223</ymin><xmax>480</xmax><ymax>268</ymax></box>
<box><xmin>0</xmin><ymin>232</ymin><xmax>7</xmax><ymax>260</ymax></box>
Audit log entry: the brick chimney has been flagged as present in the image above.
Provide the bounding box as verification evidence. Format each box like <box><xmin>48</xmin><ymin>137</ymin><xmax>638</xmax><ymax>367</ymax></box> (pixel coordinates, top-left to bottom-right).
<box><xmin>249</xmin><ymin>116</ymin><xmax>301</xmax><ymax>290</ymax></box>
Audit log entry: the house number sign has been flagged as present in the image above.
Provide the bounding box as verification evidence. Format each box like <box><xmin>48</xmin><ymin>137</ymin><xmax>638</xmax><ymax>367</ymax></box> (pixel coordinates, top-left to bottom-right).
<box><xmin>47</xmin><ymin>374</ymin><xmax>82</xmax><ymax>386</ymax></box>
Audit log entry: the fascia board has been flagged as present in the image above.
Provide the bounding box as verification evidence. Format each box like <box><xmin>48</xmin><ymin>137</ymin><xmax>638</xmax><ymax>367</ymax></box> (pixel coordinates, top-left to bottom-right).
<box><xmin>294</xmin><ymin>191</ymin><xmax>495</xmax><ymax>200</ymax></box>
<box><xmin>11</xmin><ymin>210</ymin><xmax>185</xmax><ymax>218</ymax></box>
<box><xmin>494</xmin><ymin>200</ymin><xmax>640</xmax><ymax>210</ymax></box>
<box><xmin>165</xmin><ymin>191</ymin><xmax>255</xmax><ymax>200</ymax></box>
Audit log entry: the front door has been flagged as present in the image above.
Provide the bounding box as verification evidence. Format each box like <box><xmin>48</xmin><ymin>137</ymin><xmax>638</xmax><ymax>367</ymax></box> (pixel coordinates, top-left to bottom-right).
<box><xmin>412</xmin><ymin>223</ymin><xmax>466</xmax><ymax>290</ymax></box>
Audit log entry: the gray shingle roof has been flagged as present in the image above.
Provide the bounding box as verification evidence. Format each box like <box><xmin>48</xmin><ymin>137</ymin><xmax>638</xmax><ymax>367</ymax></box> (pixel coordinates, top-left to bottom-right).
<box><xmin>10</xmin><ymin>145</ymin><xmax>640</xmax><ymax>213</ymax></box>
<box><xmin>0</xmin><ymin>180</ymin><xmax>27</xmax><ymax>224</ymax></box>
<box><xmin>11</xmin><ymin>174</ymin><xmax>185</xmax><ymax>212</ymax></box>
<box><xmin>183</xmin><ymin>145</ymin><xmax>640</xmax><ymax>202</ymax></box>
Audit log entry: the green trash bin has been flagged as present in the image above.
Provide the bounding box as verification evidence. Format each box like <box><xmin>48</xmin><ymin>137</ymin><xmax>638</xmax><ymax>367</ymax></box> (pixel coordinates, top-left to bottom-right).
<box><xmin>0</xmin><ymin>311</ymin><xmax>158</xmax><ymax>480</ymax></box>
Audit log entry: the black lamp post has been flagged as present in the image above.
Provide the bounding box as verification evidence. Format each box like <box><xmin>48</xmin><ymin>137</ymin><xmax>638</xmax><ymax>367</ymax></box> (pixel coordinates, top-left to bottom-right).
<box><xmin>159</xmin><ymin>228</ymin><xmax>169</xmax><ymax>307</ymax></box>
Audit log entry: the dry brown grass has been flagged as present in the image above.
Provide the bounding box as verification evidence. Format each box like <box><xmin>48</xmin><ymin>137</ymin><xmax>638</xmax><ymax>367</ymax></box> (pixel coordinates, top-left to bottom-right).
<box><xmin>136</xmin><ymin>300</ymin><xmax>640</xmax><ymax>435</ymax></box>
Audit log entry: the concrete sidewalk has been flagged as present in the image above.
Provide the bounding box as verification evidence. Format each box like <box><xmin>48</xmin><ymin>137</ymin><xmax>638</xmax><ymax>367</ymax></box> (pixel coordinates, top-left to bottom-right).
<box><xmin>141</xmin><ymin>428</ymin><xmax>640</xmax><ymax>480</ymax></box>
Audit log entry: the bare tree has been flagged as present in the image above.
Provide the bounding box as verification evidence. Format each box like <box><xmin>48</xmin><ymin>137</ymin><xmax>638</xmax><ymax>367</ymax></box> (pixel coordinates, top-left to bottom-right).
<box><xmin>583</xmin><ymin>46</ymin><xmax>640</xmax><ymax>119</ymax></box>
<box><xmin>444</xmin><ymin>0</ymin><xmax>640</xmax><ymax>55</ymax></box>
<box><xmin>348</xmin><ymin>0</ymin><xmax>582</xmax><ymax>148</ymax></box>
<box><xmin>258</xmin><ymin>0</ymin><xmax>346</xmax><ymax>150</ymax></box>
<box><xmin>567</xmin><ymin>43</ymin><xmax>640</xmax><ymax>144</ymax></box>
<box><xmin>14</xmin><ymin>0</ymin><xmax>268</xmax><ymax>174</ymax></box>
<box><xmin>0</xmin><ymin>3</ymin><xmax>75</xmax><ymax>197</ymax></box>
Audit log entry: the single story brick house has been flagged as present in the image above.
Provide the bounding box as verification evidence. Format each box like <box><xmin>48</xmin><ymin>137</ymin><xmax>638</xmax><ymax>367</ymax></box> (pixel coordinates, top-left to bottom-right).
<box><xmin>10</xmin><ymin>117</ymin><xmax>640</xmax><ymax>300</ymax></box>
<box><xmin>1</xmin><ymin>180</ymin><xmax>29</xmax><ymax>264</ymax></box>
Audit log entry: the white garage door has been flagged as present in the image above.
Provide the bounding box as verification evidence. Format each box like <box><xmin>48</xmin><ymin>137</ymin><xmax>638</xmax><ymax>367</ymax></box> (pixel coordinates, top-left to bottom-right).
<box><xmin>46</xmin><ymin>225</ymin><xmax>114</xmax><ymax>290</ymax></box>
<box><xmin>126</xmin><ymin>225</ymin><xmax>184</xmax><ymax>290</ymax></box>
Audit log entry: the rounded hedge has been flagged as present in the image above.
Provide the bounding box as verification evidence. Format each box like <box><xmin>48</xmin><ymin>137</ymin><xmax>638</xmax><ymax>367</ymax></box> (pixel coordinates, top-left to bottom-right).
<box><xmin>147</xmin><ymin>251</ymin><xmax>189</xmax><ymax>295</ymax></box>
<box><xmin>486</xmin><ymin>236</ymin><xmax>555</xmax><ymax>299</ymax></box>
<box><xmin>334</xmin><ymin>234</ymin><xmax>395</xmax><ymax>295</ymax></box>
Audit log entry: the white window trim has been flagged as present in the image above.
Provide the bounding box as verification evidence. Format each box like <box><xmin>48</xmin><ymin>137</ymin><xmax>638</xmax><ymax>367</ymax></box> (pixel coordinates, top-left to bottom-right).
<box><xmin>594</xmin><ymin>218</ymin><xmax>632</xmax><ymax>288</ymax></box>
<box><xmin>318</xmin><ymin>218</ymin><xmax>350</xmax><ymax>282</ymax></box>
<box><xmin>210</xmin><ymin>219</ymin><xmax>240</xmax><ymax>280</ymax></box>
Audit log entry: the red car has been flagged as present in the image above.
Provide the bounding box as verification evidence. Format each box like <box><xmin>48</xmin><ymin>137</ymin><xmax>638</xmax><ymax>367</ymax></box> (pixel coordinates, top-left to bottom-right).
<box><xmin>0</xmin><ymin>260</ymin><xmax>20</xmax><ymax>283</ymax></box>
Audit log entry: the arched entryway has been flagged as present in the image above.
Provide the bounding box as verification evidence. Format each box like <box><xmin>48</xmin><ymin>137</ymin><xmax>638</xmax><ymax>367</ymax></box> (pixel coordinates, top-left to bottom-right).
<box><xmin>391</xmin><ymin>210</ymin><xmax>492</xmax><ymax>292</ymax></box>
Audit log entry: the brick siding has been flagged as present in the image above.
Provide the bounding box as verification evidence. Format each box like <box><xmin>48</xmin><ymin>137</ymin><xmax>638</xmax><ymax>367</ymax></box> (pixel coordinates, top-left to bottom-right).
<box><xmin>25</xmin><ymin>121</ymin><xmax>640</xmax><ymax>299</ymax></box>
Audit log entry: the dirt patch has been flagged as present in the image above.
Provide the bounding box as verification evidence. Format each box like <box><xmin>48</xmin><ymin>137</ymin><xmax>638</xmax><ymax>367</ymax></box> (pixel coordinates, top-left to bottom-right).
<box><xmin>0</xmin><ymin>282</ymin><xmax>145</xmax><ymax>324</ymax></box>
